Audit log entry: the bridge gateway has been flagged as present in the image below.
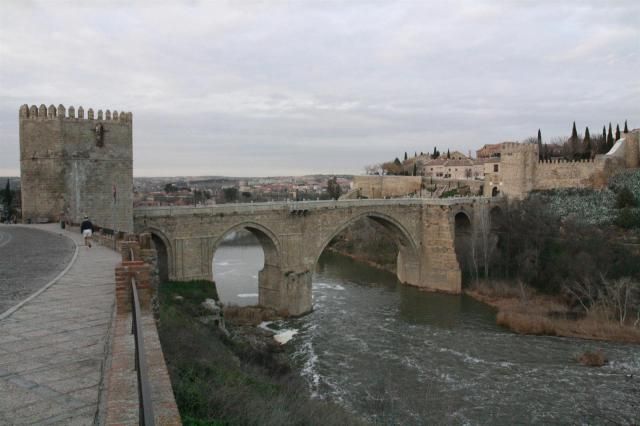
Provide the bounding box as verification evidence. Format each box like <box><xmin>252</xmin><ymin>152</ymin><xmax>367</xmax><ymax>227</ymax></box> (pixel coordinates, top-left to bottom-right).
<box><xmin>134</xmin><ymin>197</ymin><xmax>504</xmax><ymax>316</ymax></box>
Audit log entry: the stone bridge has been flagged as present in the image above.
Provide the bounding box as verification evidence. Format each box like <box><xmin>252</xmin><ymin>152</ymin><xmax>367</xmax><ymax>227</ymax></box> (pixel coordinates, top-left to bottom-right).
<box><xmin>133</xmin><ymin>197</ymin><xmax>504</xmax><ymax>315</ymax></box>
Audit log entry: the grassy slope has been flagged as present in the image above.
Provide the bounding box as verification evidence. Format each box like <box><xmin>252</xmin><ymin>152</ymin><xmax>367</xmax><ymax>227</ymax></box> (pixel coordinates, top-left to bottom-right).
<box><xmin>530</xmin><ymin>169</ymin><xmax>640</xmax><ymax>226</ymax></box>
<box><xmin>157</xmin><ymin>281</ymin><xmax>361</xmax><ymax>426</ymax></box>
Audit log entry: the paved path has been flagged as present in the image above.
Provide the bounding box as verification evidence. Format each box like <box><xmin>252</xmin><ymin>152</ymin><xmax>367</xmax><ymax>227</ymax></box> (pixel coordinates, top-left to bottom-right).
<box><xmin>0</xmin><ymin>225</ymin><xmax>119</xmax><ymax>425</ymax></box>
<box><xmin>0</xmin><ymin>226</ymin><xmax>75</xmax><ymax>315</ymax></box>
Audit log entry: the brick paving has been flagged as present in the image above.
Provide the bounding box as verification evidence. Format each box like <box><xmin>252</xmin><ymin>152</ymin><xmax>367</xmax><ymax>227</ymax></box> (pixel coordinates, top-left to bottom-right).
<box><xmin>0</xmin><ymin>224</ymin><xmax>119</xmax><ymax>425</ymax></box>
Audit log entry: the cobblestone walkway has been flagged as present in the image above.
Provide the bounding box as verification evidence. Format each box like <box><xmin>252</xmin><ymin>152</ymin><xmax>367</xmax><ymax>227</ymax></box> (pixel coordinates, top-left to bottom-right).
<box><xmin>0</xmin><ymin>225</ymin><xmax>119</xmax><ymax>425</ymax></box>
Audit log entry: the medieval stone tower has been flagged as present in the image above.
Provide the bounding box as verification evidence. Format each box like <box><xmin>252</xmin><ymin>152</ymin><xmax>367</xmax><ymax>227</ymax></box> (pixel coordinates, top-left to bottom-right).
<box><xmin>499</xmin><ymin>142</ymin><xmax>539</xmax><ymax>199</ymax></box>
<box><xmin>19</xmin><ymin>104</ymin><xmax>133</xmax><ymax>232</ymax></box>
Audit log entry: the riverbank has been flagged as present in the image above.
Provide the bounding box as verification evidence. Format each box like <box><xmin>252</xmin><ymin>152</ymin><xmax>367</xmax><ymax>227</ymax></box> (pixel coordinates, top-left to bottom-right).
<box><xmin>466</xmin><ymin>281</ymin><xmax>640</xmax><ymax>344</ymax></box>
<box><xmin>156</xmin><ymin>280</ymin><xmax>362</xmax><ymax>425</ymax></box>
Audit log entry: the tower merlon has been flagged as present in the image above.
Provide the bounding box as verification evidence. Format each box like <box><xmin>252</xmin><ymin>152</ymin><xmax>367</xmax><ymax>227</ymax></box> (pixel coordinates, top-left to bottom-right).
<box><xmin>19</xmin><ymin>104</ymin><xmax>132</xmax><ymax>122</ymax></box>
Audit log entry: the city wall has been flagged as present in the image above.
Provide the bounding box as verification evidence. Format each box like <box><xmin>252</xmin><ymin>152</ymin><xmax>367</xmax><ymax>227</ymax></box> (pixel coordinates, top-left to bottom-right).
<box><xmin>19</xmin><ymin>104</ymin><xmax>133</xmax><ymax>232</ymax></box>
<box><xmin>533</xmin><ymin>159</ymin><xmax>604</xmax><ymax>191</ymax></box>
<box><xmin>497</xmin><ymin>136</ymin><xmax>640</xmax><ymax>199</ymax></box>
<box><xmin>352</xmin><ymin>175</ymin><xmax>484</xmax><ymax>199</ymax></box>
<box><xmin>352</xmin><ymin>175</ymin><xmax>422</xmax><ymax>198</ymax></box>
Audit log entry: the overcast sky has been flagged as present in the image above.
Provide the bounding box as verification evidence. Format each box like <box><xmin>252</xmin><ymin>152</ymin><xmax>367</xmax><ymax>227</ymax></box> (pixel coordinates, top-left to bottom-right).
<box><xmin>1</xmin><ymin>1</ymin><xmax>638</xmax><ymax>177</ymax></box>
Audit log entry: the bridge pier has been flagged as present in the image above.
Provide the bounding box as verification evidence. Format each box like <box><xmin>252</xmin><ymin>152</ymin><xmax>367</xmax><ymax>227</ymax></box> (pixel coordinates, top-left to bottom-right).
<box><xmin>258</xmin><ymin>265</ymin><xmax>312</xmax><ymax>316</ymax></box>
<box><xmin>418</xmin><ymin>206</ymin><xmax>463</xmax><ymax>293</ymax></box>
<box><xmin>396</xmin><ymin>247</ymin><xmax>420</xmax><ymax>286</ymax></box>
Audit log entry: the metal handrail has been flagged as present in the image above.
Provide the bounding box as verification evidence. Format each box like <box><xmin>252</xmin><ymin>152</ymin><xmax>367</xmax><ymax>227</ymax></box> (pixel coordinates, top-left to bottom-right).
<box><xmin>131</xmin><ymin>275</ymin><xmax>155</xmax><ymax>426</ymax></box>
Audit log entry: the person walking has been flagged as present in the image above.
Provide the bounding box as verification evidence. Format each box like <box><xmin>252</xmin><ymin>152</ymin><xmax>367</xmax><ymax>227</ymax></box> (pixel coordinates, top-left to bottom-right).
<box><xmin>80</xmin><ymin>216</ymin><xmax>93</xmax><ymax>247</ymax></box>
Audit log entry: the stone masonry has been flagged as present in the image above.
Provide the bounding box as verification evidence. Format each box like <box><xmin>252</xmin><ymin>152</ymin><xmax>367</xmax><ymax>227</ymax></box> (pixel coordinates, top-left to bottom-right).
<box><xmin>492</xmin><ymin>131</ymin><xmax>640</xmax><ymax>199</ymax></box>
<box><xmin>133</xmin><ymin>198</ymin><xmax>504</xmax><ymax>316</ymax></box>
<box><xmin>107</xmin><ymin>237</ymin><xmax>180</xmax><ymax>425</ymax></box>
<box><xmin>19</xmin><ymin>104</ymin><xmax>133</xmax><ymax>232</ymax></box>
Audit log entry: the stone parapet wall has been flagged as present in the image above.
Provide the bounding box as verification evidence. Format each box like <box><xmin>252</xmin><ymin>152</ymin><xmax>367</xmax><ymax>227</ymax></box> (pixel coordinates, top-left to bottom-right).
<box><xmin>106</xmin><ymin>239</ymin><xmax>180</xmax><ymax>425</ymax></box>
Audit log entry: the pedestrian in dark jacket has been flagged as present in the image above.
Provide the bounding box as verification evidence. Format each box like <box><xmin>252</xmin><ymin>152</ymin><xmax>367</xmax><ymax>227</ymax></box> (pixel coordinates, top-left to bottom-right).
<box><xmin>80</xmin><ymin>216</ymin><xmax>93</xmax><ymax>247</ymax></box>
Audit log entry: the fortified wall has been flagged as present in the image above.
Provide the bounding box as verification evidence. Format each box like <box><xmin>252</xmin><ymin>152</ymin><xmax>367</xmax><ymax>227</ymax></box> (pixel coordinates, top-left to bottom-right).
<box><xmin>497</xmin><ymin>131</ymin><xmax>640</xmax><ymax>199</ymax></box>
<box><xmin>19</xmin><ymin>104</ymin><xmax>133</xmax><ymax>232</ymax></box>
<box><xmin>352</xmin><ymin>175</ymin><xmax>422</xmax><ymax>198</ymax></box>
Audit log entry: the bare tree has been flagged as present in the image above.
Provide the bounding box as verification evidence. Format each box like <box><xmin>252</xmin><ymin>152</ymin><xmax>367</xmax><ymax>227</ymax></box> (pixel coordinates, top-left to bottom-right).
<box><xmin>364</xmin><ymin>163</ymin><xmax>382</xmax><ymax>175</ymax></box>
<box><xmin>468</xmin><ymin>204</ymin><xmax>496</xmax><ymax>281</ymax></box>
<box><xmin>601</xmin><ymin>277</ymin><xmax>639</xmax><ymax>325</ymax></box>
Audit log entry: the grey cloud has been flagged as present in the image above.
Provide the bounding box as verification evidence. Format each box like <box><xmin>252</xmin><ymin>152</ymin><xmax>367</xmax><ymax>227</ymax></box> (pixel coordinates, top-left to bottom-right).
<box><xmin>1</xmin><ymin>0</ymin><xmax>638</xmax><ymax>176</ymax></box>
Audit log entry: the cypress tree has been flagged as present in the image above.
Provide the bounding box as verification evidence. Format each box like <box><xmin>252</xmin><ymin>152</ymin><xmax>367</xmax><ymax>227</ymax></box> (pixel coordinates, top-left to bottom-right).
<box><xmin>602</xmin><ymin>126</ymin><xmax>607</xmax><ymax>153</ymax></box>
<box><xmin>624</xmin><ymin>120</ymin><xmax>629</xmax><ymax>133</ymax></box>
<box><xmin>537</xmin><ymin>129</ymin><xmax>543</xmax><ymax>159</ymax></box>
<box><xmin>447</xmin><ymin>149</ymin><xmax>450</xmax><ymax>159</ymax></box>
<box><xmin>404</xmin><ymin>152</ymin><xmax>408</xmax><ymax>161</ymax></box>
<box><xmin>571</xmin><ymin>121</ymin><xmax>578</xmax><ymax>140</ymax></box>
<box><xmin>413</xmin><ymin>163</ymin><xmax>417</xmax><ymax>176</ymax></box>
<box><xmin>584</xmin><ymin>127</ymin><xmax>591</xmax><ymax>158</ymax></box>
<box><xmin>615</xmin><ymin>124</ymin><xmax>621</xmax><ymax>141</ymax></box>
<box><xmin>607</xmin><ymin>123</ymin><xmax>614</xmax><ymax>150</ymax></box>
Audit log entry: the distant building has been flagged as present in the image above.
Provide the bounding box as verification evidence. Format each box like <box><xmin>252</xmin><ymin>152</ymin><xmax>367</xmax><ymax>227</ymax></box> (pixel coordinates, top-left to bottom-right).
<box><xmin>476</xmin><ymin>142</ymin><xmax>519</xmax><ymax>159</ymax></box>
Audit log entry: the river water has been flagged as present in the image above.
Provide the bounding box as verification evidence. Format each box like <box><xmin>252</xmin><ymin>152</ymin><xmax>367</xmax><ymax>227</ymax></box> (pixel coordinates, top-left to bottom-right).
<box><xmin>213</xmin><ymin>242</ymin><xmax>640</xmax><ymax>425</ymax></box>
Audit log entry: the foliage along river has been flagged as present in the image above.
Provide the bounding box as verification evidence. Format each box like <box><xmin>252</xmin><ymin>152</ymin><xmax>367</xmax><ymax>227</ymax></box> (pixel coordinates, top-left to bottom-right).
<box><xmin>213</xmin><ymin>239</ymin><xmax>639</xmax><ymax>425</ymax></box>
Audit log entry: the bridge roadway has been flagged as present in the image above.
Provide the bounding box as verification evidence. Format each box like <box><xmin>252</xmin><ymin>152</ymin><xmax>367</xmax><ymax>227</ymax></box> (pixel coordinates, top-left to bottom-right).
<box><xmin>0</xmin><ymin>225</ymin><xmax>119</xmax><ymax>425</ymax></box>
<box><xmin>135</xmin><ymin>196</ymin><xmax>503</xmax><ymax>316</ymax></box>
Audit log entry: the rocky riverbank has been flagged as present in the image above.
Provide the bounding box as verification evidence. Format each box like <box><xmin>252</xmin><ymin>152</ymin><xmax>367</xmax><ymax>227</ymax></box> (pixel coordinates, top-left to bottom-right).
<box><xmin>156</xmin><ymin>280</ymin><xmax>362</xmax><ymax>425</ymax></box>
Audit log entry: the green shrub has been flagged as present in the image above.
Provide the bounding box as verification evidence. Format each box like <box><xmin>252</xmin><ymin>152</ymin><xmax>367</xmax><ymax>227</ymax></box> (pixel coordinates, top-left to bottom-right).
<box><xmin>157</xmin><ymin>281</ymin><xmax>362</xmax><ymax>426</ymax></box>
<box><xmin>615</xmin><ymin>207</ymin><xmax>640</xmax><ymax>229</ymax></box>
<box><xmin>440</xmin><ymin>189</ymin><xmax>459</xmax><ymax>198</ymax></box>
<box><xmin>529</xmin><ymin>188</ymin><xmax>616</xmax><ymax>226</ymax></box>
<box><xmin>616</xmin><ymin>187</ymin><xmax>637</xmax><ymax>209</ymax></box>
<box><xmin>609</xmin><ymin>170</ymin><xmax>640</xmax><ymax>201</ymax></box>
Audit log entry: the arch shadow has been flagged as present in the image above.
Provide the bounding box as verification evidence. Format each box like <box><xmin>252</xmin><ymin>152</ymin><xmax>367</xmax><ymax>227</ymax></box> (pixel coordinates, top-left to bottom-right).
<box><xmin>143</xmin><ymin>226</ymin><xmax>174</xmax><ymax>283</ymax></box>
<box><xmin>453</xmin><ymin>211</ymin><xmax>473</xmax><ymax>284</ymax></box>
<box><xmin>313</xmin><ymin>211</ymin><xmax>421</xmax><ymax>286</ymax></box>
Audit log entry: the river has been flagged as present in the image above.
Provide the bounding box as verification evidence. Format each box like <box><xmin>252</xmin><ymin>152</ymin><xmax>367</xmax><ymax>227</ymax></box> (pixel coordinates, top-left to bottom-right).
<box><xmin>213</xmin><ymin>241</ymin><xmax>640</xmax><ymax>425</ymax></box>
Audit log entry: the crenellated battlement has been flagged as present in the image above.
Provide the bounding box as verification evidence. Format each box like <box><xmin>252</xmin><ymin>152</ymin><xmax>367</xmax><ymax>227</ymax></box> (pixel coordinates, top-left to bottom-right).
<box><xmin>537</xmin><ymin>158</ymin><xmax>595</xmax><ymax>165</ymax></box>
<box><xmin>19</xmin><ymin>104</ymin><xmax>132</xmax><ymax>123</ymax></box>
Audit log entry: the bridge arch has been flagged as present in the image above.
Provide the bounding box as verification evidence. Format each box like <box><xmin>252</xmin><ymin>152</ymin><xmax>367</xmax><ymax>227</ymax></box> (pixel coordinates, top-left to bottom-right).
<box><xmin>210</xmin><ymin>221</ymin><xmax>283</xmax><ymax>308</ymax></box>
<box><xmin>313</xmin><ymin>211</ymin><xmax>421</xmax><ymax>286</ymax></box>
<box><xmin>143</xmin><ymin>226</ymin><xmax>174</xmax><ymax>283</ymax></box>
<box><xmin>210</xmin><ymin>221</ymin><xmax>281</xmax><ymax>269</ymax></box>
